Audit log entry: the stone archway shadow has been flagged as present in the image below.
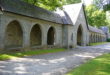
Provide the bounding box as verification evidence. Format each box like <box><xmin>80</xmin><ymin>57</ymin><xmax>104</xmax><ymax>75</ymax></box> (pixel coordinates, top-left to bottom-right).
<box><xmin>77</xmin><ymin>25</ymin><xmax>84</xmax><ymax>46</ymax></box>
<box><xmin>47</xmin><ymin>27</ymin><xmax>55</xmax><ymax>45</ymax></box>
<box><xmin>5</xmin><ymin>20</ymin><xmax>23</xmax><ymax>49</ymax></box>
<box><xmin>30</xmin><ymin>24</ymin><xmax>42</xmax><ymax>47</ymax></box>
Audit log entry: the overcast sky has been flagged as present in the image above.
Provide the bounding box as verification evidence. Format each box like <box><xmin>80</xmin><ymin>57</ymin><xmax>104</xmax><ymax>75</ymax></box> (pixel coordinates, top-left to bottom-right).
<box><xmin>82</xmin><ymin>0</ymin><xmax>93</xmax><ymax>5</ymax></box>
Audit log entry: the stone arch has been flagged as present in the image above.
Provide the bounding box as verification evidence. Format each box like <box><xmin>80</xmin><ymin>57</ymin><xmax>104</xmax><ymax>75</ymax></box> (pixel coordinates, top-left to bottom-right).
<box><xmin>47</xmin><ymin>27</ymin><xmax>55</xmax><ymax>45</ymax></box>
<box><xmin>30</xmin><ymin>24</ymin><xmax>42</xmax><ymax>46</ymax></box>
<box><xmin>90</xmin><ymin>34</ymin><xmax>92</xmax><ymax>43</ymax></box>
<box><xmin>98</xmin><ymin>35</ymin><xmax>100</xmax><ymax>42</ymax></box>
<box><xmin>96</xmin><ymin>33</ymin><xmax>98</xmax><ymax>42</ymax></box>
<box><xmin>71</xmin><ymin>33</ymin><xmax>74</xmax><ymax>42</ymax></box>
<box><xmin>100</xmin><ymin>35</ymin><xmax>101</xmax><ymax>42</ymax></box>
<box><xmin>5</xmin><ymin>20</ymin><xmax>23</xmax><ymax>48</ymax></box>
<box><xmin>97</xmin><ymin>35</ymin><xmax>99</xmax><ymax>42</ymax></box>
<box><xmin>77</xmin><ymin>25</ymin><xmax>83</xmax><ymax>46</ymax></box>
<box><xmin>92</xmin><ymin>34</ymin><xmax>94</xmax><ymax>43</ymax></box>
<box><xmin>93</xmin><ymin>34</ymin><xmax>95</xmax><ymax>43</ymax></box>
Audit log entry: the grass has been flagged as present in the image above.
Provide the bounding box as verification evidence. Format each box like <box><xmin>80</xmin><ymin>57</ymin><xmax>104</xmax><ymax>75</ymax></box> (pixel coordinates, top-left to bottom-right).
<box><xmin>67</xmin><ymin>53</ymin><xmax>110</xmax><ymax>75</ymax></box>
<box><xmin>0</xmin><ymin>48</ymin><xmax>65</xmax><ymax>60</ymax></box>
<box><xmin>89</xmin><ymin>42</ymin><xmax>108</xmax><ymax>46</ymax></box>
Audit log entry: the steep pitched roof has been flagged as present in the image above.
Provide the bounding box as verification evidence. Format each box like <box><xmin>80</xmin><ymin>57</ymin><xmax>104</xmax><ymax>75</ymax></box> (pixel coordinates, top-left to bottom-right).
<box><xmin>0</xmin><ymin>0</ymin><xmax>63</xmax><ymax>24</ymax></box>
<box><xmin>55</xmin><ymin>9</ymin><xmax>72</xmax><ymax>25</ymax></box>
<box><xmin>89</xmin><ymin>25</ymin><xmax>105</xmax><ymax>34</ymax></box>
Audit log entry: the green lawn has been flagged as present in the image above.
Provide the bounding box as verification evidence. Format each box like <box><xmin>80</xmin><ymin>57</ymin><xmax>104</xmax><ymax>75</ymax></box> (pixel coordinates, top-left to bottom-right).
<box><xmin>0</xmin><ymin>48</ymin><xmax>65</xmax><ymax>60</ymax></box>
<box><xmin>89</xmin><ymin>42</ymin><xmax>108</xmax><ymax>46</ymax></box>
<box><xmin>67</xmin><ymin>53</ymin><xmax>110</xmax><ymax>75</ymax></box>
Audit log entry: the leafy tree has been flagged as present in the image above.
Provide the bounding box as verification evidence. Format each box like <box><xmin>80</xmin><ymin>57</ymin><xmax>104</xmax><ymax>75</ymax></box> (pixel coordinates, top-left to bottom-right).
<box><xmin>22</xmin><ymin>0</ymin><xmax>65</xmax><ymax>11</ymax></box>
<box><xmin>22</xmin><ymin>0</ymin><xmax>82</xmax><ymax>11</ymax></box>
<box><xmin>65</xmin><ymin>0</ymin><xmax>81</xmax><ymax>4</ymax></box>
<box><xmin>86</xmin><ymin>5</ymin><xmax>108</xmax><ymax>27</ymax></box>
<box><xmin>106</xmin><ymin>11</ymin><xmax>110</xmax><ymax>29</ymax></box>
<box><xmin>93</xmin><ymin>0</ymin><xmax>110</xmax><ymax>11</ymax></box>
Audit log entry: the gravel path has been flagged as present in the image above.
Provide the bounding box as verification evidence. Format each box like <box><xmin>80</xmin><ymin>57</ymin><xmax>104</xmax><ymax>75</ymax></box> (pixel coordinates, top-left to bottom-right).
<box><xmin>0</xmin><ymin>43</ymin><xmax>110</xmax><ymax>75</ymax></box>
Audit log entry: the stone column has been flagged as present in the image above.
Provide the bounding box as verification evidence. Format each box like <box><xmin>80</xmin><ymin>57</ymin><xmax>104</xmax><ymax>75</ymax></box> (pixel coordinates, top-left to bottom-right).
<box><xmin>23</xmin><ymin>30</ymin><xmax>30</xmax><ymax>51</ymax></box>
<box><xmin>22</xmin><ymin>22</ymin><xmax>30</xmax><ymax>51</ymax></box>
<box><xmin>0</xmin><ymin>22</ymin><xmax>5</xmax><ymax>50</ymax></box>
<box><xmin>41</xmin><ymin>25</ymin><xmax>48</xmax><ymax>48</ymax></box>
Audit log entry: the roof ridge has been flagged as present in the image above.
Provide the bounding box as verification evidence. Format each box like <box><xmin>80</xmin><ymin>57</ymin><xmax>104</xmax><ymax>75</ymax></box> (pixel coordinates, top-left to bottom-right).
<box><xmin>0</xmin><ymin>0</ymin><xmax>64</xmax><ymax>24</ymax></box>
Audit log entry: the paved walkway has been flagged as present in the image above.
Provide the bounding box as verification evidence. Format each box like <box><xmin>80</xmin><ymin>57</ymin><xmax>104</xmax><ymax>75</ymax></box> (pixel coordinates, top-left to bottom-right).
<box><xmin>0</xmin><ymin>43</ymin><xmax>110</xmax><ymax>75</ymax></box>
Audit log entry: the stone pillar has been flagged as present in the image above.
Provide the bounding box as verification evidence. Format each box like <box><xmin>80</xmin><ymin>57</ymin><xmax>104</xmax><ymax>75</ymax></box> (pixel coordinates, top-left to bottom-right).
<box><xmin>22</xmin><ymin>22</ymin><xmax>30</xmax><ymax>51</ymax></box>
<box><xmin>0</xmin><ymin>16</ymin><xmax>7</xmax><ymax>51</ymax></box>
<box><xmin>23</xmin><ymin>30</ymin><xmax>30</xmax><ymax>51</ymax></box>
<box><xmin>42</xmin><ymin>27</ymin><xmax>48</xmax><ymax>48</ymax></box>
<box><xmin>0</xmin><ymin>23</ymin><xmax>5</xmax><ymax>50</ymax></box>
<box><xmin>42</xmin><ymin>25</ymin><xmax>53</xmax><ymax>49</ymax></box>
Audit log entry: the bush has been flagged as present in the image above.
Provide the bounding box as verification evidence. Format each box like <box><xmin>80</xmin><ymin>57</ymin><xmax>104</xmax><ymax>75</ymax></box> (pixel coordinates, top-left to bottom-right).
<box><xmin>107</xmin><ymin>38</ymin><xmax>110</xmax><ymax>42</ymax></box>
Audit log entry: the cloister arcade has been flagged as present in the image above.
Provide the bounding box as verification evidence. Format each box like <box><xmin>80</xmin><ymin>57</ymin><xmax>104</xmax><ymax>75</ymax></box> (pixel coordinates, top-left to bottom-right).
<box><xmin>2</xmin><ymin>20</ymin><xmax>58</xmax><ymax>50</ymax></box>
<box><xmin>89</xmin><ymin>32</ymin><xmax>106</xmax><ymax>43</ymax></box>
<box><xmin>0</xmin><ymin>0</ymin><xmax>107</xmax><ymax>51</ymax></box>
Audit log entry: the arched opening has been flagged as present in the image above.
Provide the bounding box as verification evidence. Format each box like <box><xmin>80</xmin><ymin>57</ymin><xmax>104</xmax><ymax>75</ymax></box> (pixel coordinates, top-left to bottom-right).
<box><xmin>93</xmin><ymin>34</ymin><xmax>95</xmax><ymax>43</ymax></box>
<box><xmin>30</xmin><ymin>24</ymin><xmax>42</xmax><ymax>46</ymax></box>
<box><xmin>71</xmin><ymin>33</ymin><xmax>73</xmax><ymax>42</ymax></box>
<box><xmin>90</xmin><ymin>34</ymin><xmax>92</xmax><ymax>43</ymax></box>
<box><xmin>5</xmin><ymin>21</ymin><xmax>23</xmax><ymax>48</ymax></box>
<box><xmin>77</xmin><ymin>25</ymin><xmax>83</xmax><ymax>46</ymax></box>
<box><xmin>47</xmin><ymin>27</ymin><xmax>55</xmax><ymax>45</ymax></box>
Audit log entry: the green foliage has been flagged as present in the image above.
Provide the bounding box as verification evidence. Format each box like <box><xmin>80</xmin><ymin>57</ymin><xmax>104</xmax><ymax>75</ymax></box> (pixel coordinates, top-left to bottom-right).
<box><xmin>67</xmin><ymin>53</ymin><xmax>110</xmax><ymax>75</ymax></box>
<box><xmin>104</xmin><ymin>4</ymin><xmax>110</xmax><ymax>11</ymax></box>
<box><xmin>22</xmin><ymin>0</ymin><xmax>82</xmax><ymax>10</ymax></box>
<box><xmin>22</xmin><ymin>0</ymin><xmax>65</xmax><ymax>11</ymax></box>
<box><xmin>106</xmin><ymin>11</ymin><xmax>110</xmax><ymax>30</ymax></box>
<box><xmin>65</xmin><ymin>0</ymin><xmax>81</xmax><ymax>4</ymax></box>
<box><xmin>86</xmin><ymin>5</ymin><xmax>108</xmax><ymax>27</ymax></box>
<box><xmin>107</xmin><ymin>38</ymin><xmax>110</xmax><ymax>42</ymax></box>
<box><xmin>93</xmin><ymin>0</ymin><xmax>110</xmax><ymax>11</ymax></box>
<box><xmin>0</xmin><ymin>48</ymin><xmax>65</xmax><ymax>60</ymax></box>
<box><xmin>93</xmin><ymin>0</ymin><xmax>104</xmax><ymax>9</ymax></box>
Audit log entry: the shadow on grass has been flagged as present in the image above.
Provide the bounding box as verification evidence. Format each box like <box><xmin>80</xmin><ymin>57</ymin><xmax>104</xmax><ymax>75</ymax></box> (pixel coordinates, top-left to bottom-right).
<box><xmin>67</xmin><ymin>53</ymin><xmax>110</xmax><ymax>75</ymax></box>
<box><xmin>0</xmin><ymin>48</ymin><xmax>65</xmax><ymax>60</ymax></box>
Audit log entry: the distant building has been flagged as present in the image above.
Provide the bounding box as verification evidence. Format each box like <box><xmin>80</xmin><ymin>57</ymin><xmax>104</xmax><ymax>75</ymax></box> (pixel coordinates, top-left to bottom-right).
<box><xmin>100</xmin><ymin>26</ymin><xmax>110</xmax><ymax>39</ymax></box>
<box><xmin>100</xmin><ymin>26</ymin><xmax>109</xmax><ymax>33</ymax></box>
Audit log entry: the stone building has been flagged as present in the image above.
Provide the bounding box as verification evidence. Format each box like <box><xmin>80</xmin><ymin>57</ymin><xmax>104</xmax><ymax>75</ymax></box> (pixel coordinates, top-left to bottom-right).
<box><xmin>89</xmin><ymin>25</ymin><xmax>106</xmax><ymax>43</ymax></box>
<box><xmin>0</xmin><ymin>0</ymin><xmax>106</xmax><ymax>51</ymax></box>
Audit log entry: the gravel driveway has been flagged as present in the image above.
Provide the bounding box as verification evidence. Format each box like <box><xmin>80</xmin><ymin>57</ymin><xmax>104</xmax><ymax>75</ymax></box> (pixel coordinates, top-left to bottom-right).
<box><xmin>0</xmin><ymin>43</ymin><xmax>110</xmax><ymax>75</ymax></box>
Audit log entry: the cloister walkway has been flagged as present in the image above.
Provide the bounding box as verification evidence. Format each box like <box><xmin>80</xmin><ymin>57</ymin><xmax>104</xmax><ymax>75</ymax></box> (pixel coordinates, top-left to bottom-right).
<box><xmin>0</xmin><ymin>43</ymin><xmax>110</xmax><ymax>75</ymax></box>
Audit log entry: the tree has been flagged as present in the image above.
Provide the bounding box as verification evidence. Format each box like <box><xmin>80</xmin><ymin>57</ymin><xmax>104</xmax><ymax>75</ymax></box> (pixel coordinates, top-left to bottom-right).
<box><xmin>65</xmin><ymin>0</ymin><xmax>81</xmax><ymax>4</ymax></box>
<box><xmin>22</xmin><ymin>0</ymin><xmax>65</xmax><ymax>11</ymax></box>
<box><xmin>93</xmin><ymin>0</ymin><xmax>110</xmax><ymax>11</ymax></box>
<box><xmin>22</xmin><ymin>0</ymin><xmax>82</xmax><ymax>11</ymax></box>
<box><xmin>86</xmin><ymin>5</ymin><xmax>108</xmax><ymax>27</ymax></box>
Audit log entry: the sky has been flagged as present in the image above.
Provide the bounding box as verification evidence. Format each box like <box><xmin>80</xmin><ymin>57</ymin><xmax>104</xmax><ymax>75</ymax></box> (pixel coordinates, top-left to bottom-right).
<box><xmin>82</xmin><ymin>0</ymin><xmax>93</xmax><ymax>5</ymax></box>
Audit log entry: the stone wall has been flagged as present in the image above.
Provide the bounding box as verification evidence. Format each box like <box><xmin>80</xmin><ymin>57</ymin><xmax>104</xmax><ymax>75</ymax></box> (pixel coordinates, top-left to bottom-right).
<box><xmin>89</xmin><ymin>32</ymin><xmax>106</xmax><ymax>43</ymax></box>
<box><xmin>0</xmin><ymin>12</ymin><xmax>63</xmax><ymax>50</ymax></box>
<box><xmin>0</xmin><ymin>4</ymin><xmax>107</xmax><ymax>51</ymax></box>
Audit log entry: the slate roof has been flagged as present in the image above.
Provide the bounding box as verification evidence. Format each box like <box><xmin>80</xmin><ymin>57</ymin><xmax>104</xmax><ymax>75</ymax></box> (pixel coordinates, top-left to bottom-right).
<box><xmin>0</xmin><ymin>0</ymin><xmax>63</xmax><ymax>24</ymax></box>
<box><xmin>0</xmin><ymin>0</ymin><xmax>106</xmax><ymax>35</ymax></box>
<box><xmin>89</xmin><ymin>25</ymin><xmax>105</xmax><ymax>34</ymax></box>
<box><xmin>55</xmin><ymin>9</ymin><xmax>72</xmax><ymax>25</ymax></box>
